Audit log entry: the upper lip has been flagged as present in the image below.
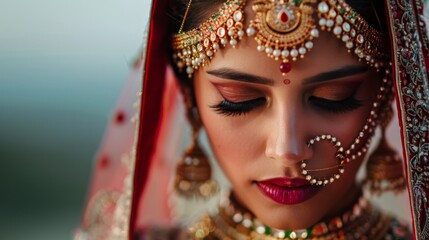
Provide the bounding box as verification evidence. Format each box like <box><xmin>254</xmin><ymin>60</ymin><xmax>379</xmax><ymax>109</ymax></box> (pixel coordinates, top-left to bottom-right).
<box><xmin>257</xmin><ymin>177</ymin><xmax>310</xmax><ymax>188</ymax></box>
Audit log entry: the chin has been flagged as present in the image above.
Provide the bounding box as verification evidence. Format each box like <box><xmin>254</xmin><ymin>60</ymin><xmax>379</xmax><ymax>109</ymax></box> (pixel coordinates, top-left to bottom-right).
<box><xmin>238</xmin><ymin>186</ymin><xmax>327</xmax><ymax>230</ymax></box>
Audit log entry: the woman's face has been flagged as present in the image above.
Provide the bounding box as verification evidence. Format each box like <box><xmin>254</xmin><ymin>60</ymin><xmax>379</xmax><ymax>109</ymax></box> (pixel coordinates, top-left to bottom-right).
<box><xmin>193</xmin><ymin>4</ymin><xmax>379</xmax><ymax>230</ymax></box>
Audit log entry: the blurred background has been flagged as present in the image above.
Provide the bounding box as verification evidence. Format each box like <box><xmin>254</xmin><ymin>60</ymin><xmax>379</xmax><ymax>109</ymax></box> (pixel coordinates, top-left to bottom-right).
<box><xmin>0</xmin><ymin>0</ymin><xmax>149</xmax><ymax>239</ymax></box>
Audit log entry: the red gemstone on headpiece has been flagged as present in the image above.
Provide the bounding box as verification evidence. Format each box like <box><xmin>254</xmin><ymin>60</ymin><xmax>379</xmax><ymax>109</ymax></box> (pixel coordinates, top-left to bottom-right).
<box><xmin>280</xmin><ymin>62</ymin><xmax>291</xmax><ymax>74</ymax></box>
<box><xmin>280</xmin><ymin>12</ymin><xmax>289</xmax><ymax>23</ymax></box>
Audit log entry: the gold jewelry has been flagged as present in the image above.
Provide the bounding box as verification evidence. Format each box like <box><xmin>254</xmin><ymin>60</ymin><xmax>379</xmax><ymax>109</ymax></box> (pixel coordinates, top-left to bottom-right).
<box><xmin>175</xmin><ymin>131</ymin><xmax>218</xmax><ymax>199</ymax></box>
<box><xmin>174</xmin><ymin>91</ymin><xmax>218</xmax><ymax>199</ymax></box>
<box><xmin>365</xmin><ymin>104</ymin><xmax>406</xmax><ymax>195</ymax></box>
<box><xmin>172</xmin><ymin>0</ymin><xmax>389</xmax><ymax>78</ymax></box>
<box><xmin>178</xmin><ymin>0</ymin><xmax>194</xmax><ymax>34</ymax></box>
<box><xmin>301</xmin><ymin>69</ymin><xmax>393</xmax><ymax>186</ymax></box>
<box><xmin>172</xmin><ymin>0</ymin><xmax>247</xmax><ymax>77</ymax></box>
<box><xmin>301</xmin><ymin>134</ymin><xmax>346</xmax><ymax>186</ymax></box>
<box><xmin>189</xmin><ymin>194</ymin><xmax>391</xmax><ymax>239</ymax></box>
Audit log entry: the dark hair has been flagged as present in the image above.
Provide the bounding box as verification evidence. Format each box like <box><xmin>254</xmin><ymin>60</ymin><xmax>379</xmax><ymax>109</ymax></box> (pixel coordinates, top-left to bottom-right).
<box><xmin>167</xmin><ymin>0</ymin><xmax>224</xmax><ymax>33</ymax></box>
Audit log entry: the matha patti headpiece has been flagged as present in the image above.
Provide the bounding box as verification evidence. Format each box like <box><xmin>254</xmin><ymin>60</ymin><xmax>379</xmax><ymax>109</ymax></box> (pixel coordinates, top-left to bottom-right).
<box><xmin>172</xmin><ymin>0</ymin><xmax>389</xmax><ymax>78</ymax></box>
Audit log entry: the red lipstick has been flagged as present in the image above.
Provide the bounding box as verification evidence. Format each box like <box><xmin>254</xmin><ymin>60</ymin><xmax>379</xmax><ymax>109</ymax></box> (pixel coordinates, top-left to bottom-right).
<box><xmin>256</xmin><ymin>177</ymin><xmax>321</xmax><ymax>205</ymax></box>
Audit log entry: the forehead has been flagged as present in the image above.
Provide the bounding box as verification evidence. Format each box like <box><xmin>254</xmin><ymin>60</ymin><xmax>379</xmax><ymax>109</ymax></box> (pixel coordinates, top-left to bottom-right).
<box><xmin>205</xmin><ymin>33</ymin><xmax>360</xmax><ymax>84</ymax></box>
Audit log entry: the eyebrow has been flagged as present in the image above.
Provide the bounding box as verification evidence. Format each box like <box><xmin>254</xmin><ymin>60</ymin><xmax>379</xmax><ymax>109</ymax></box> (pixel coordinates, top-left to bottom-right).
<box><xmin>206</xmin><ymin>68</ymin><xmax>275</xmax><ymax>86</ymax></box>
<box><xmin>303</xmin><ymin>65</ymin><xmax>369</xmax><ymax>84</ymax></box>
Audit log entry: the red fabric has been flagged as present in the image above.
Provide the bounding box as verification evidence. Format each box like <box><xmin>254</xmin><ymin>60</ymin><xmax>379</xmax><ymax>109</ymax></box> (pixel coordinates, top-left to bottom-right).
<box><xmin>387</xmin><ymin>0</ymin><xmax>429</xmax><ymax>238</ymax></box>
<box><xmin>384</xmin><ymin>2</ymin><xmax>415</xmax><ymax>237</ymax></box>
<box><xmin>129</xmin><ymin>0</ymin><xmax>170</xmax><ymax>238</ymax></box>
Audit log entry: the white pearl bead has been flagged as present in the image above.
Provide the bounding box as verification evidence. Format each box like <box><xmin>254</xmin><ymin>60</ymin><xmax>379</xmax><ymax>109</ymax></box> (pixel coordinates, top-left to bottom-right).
<box><xmin>186</xmin><ymin>67</ymin><xmax>194</xmax><ymax>74</ymax></box>
<box><xmin>318</xmin><ymin>2</ymin><xmax>329</xmax><ymax>13</ymax></box>
<box><xmin>329</xmin><ymin>9</ymin><xmax>337</xmax><ymax>17</ymax></box>
<box><xmin>213</xmin><ymin>43</ymin><xmax>220</xmax><ymax>50</ymax></box>
<box><xmin>273</xmin><ymin>49</ymin><xmax>281</xmax><ymax>57</ymax></box>
<box><xmin>305</xmin><ymin>41</ymin><xmax>313</xmax><ymax>49</ymax></box>
<box><xmin>290</xmin><ymin>49</ymin><xmax>299</xmax><ymax>57</ymax></box>
<box><xmin>265</xmin><ymin>47</ymin><xmax>273</xmax><ymax>54</ymax></box>
<box><xmin>232</xmin><ymin>213</ymin><xmax>243</xmax><ymax>223</ymax></box>
<box><xmin>228</xmin><ymin>29</ymin><xmax>234</xmax><ymax>36</ymax></box>
<box><xmin>237</xmin><ymin>30</ymin><xmax>244</xmax><ymax>37</ymax></box>
<box><xmin>299</xmin><ymin>47</ymin><xmax>307</xmax><ymax>55</ymax></box>
<box><xmin>230</xmin><ymin>39</ymin><xmax>237</xmax><ymax>46</ymax></box>
<box><xmin>233</xmin><ymin>11</ymin><xmax>243</xmax><ymax>21</ymax></box>
<box><xmin>333</xmin><ymin>26</ymin><xmax>342</xmax><ymax>35</ymax></box>
<box><xmin>281</xmin><ymin>50</ymin><xmax>290</xmax><ymax>57</ymax></box>
<box><xmin>310</xmin><ymin>29</ymin><xmax>319</xmax><ymax>37</ymax></box>
<box><xmin>246</xmin><ymin>27</ymin><xmax>256</xmax><ymax>36</ymax></box>
<box><xmin>256</xmin><ymin>226</ymin><xmax>265</xmax><ymax>234</ymax></box>
<box><xmin>342</xmin><ymin>22</ymin><xmax>351</xmax><ymax>32</ymax></box>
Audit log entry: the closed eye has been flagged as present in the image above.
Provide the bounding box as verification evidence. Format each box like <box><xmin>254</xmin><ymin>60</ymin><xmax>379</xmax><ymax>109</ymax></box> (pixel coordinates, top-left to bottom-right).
<box><xmin>210</xmin><ymin>97</ymin><xmax>266</xmax><ymax>116</ymax></box>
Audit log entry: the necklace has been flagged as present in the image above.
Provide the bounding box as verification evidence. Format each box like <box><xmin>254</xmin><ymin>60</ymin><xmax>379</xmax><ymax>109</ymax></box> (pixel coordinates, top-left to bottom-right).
<box><xmin>189</xmin><ymin>195</ymin><xmax>391</xmax><ymax>239</ymax></box>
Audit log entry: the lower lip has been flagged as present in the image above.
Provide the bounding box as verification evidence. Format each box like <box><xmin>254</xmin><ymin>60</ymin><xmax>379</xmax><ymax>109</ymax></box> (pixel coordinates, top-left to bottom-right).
<box><xmin>256</xmin><ymin>182</ymin><xmax>321</xmax><ymax>205</ymax></box>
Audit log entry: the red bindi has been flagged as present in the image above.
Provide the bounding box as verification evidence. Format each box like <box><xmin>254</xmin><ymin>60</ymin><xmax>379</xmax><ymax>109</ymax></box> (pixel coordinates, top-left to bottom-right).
<box><xmin>283</xmin><ymin>79</ymin><xmax>291</xmax><ymax>85</ymax></box>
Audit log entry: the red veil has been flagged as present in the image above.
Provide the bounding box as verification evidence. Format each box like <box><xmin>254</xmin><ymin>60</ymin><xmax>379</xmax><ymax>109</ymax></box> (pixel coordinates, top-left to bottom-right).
<box><xmin>75</xmin><ymin>0</ymin><xmax>429</xmax><ymax>239</ymax></box>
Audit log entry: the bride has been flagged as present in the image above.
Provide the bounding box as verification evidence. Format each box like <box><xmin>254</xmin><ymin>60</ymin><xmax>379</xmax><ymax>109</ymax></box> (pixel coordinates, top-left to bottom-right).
<box><xmin>75</xmin><ymin>0</ymin><xmax>428</xmax><ymax>239</ymax></box>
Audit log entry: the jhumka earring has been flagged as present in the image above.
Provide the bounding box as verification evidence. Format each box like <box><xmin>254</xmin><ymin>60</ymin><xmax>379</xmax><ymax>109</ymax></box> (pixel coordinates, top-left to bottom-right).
<box><xmin>365</xmin><ymin>101</ymin><xmax>406</xmax><ymax>195</ymax></box>
<box><xmin>174</xmin><ymin>88</ymin><xmax>218</xmax><ymax>199</ymax></box>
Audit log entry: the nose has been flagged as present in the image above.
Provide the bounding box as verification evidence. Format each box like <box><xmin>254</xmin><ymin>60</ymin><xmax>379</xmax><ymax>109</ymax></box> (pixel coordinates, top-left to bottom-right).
<box><xmin>265</xmin><ymin>104</ymin><xmax>310</xmax><ymax>166</ymax></box>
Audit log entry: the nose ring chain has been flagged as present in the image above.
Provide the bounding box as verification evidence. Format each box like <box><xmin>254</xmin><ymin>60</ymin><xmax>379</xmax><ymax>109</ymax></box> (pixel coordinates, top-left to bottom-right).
<box><xmin>301</xmin><ymin>72</ymin><xmax>390</xmax><ymax>186</ymax></box>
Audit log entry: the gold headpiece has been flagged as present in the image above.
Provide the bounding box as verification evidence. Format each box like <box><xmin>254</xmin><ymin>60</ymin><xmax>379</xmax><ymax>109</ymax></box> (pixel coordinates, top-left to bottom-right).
<box><xmin>172</xmin><ymin>0</ymin><xmax>389</xmax><ymax>77</ymax></box>
<box><xmin>172</xmin><ymin>0</ymin><xmax>246</xmax><ymax>77</ymax></box>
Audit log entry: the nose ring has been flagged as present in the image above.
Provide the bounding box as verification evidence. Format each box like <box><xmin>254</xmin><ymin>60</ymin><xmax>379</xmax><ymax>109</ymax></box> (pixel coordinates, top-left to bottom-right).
<box><xmin>301</xmin><ymin>134</ymin><xmax>348</xmax><ymax>186</ymax></box>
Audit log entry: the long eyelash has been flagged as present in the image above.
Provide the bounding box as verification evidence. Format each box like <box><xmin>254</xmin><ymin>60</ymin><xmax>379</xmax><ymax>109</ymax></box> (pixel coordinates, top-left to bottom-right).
<box><xmin>310</xmin><ymin>96</ymin><xmax>363</xmax><ymax>113</ymax></box>
<box><xmin>210</xmin><ymin>98</ymin><xmax>266</xmax><ymax>116</ymax></box>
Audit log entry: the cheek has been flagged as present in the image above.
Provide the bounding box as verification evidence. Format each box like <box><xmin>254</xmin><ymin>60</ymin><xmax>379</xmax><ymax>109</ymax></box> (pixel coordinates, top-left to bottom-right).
<box><xmin>194</xmin><ymin>76</ymin><xmax>262</xmax><ymax>181</ymax></box>
<box><xmin>199</xmin><ymin>107</ymin><xmax>261</xmax><ymax>179</ymax></box>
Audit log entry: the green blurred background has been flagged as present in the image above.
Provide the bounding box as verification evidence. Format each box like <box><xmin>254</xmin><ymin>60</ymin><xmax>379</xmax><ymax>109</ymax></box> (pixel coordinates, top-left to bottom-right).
<box><xmin>0</xmin><ymin>0</ymin><xmax>149</xmax><ymax>239</ymax></box>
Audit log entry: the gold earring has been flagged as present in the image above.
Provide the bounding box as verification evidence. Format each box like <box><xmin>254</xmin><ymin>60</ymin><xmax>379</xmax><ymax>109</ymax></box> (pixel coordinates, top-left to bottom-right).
<box><xmin>365</xmin><ymin>105</ymin><xmax>406</xmax><ymax>195</ymax></box>
<box><xmin>174</xmin><ymin>89</ymin><xmax>218</xmax><ymax>199</ymax></box>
